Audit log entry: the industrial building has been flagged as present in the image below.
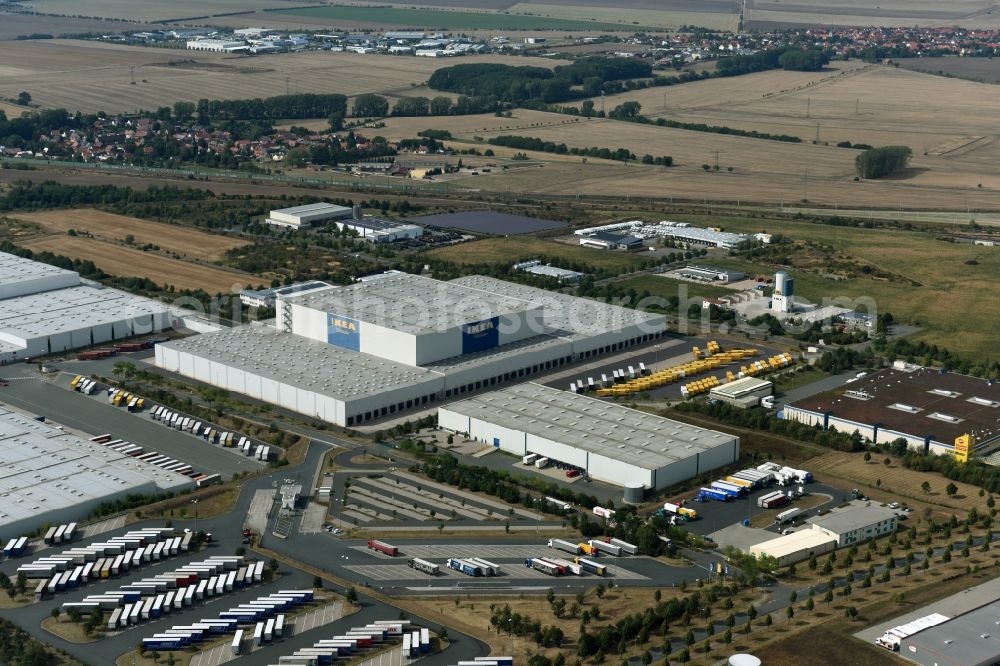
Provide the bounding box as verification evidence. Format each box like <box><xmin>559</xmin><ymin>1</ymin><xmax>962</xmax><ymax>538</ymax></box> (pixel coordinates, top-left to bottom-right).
<box><xmin>574</xmin><ymin>220</ymin><xmax>748</xmax><ymax>249</ymax></box>
<box><xmin>155</xmin><ymin>273</ymin><xmax>667</xmax><ymax>427</ymax></box>
<box><xmin>579</xmin><ymin>232</ymin><xmax>644</xmax><ymax>251</ymax></box>
<box><xmin>748</xmin><ymin>530</ymin><xmax>836</xmax><ymax>567</ymax></box>
<box><xmin>239</xmin><ymin>281</ymin><xmax>331</xmax><ymax>309</ymax></box>
<box><xmin>265</xmin><ymin>202</ymin><xmax>354</xmax><ymax>229</ymax></box>
<box><xmin>783</xmin><ymin>367</ymin><xmax>1000</xmax><ymax>456</ymax></box>
<box><xmin>438</xmin><ymin>383</ymin><xmax>739</xmax><ymax>490</ymax></box>
<box><xmin>0</xmin><ymin>405</ymin><xmax>194</xmax><ymax>536</ymax></box>
<box><xmin>770</xmin><ymin>271</ymin><xmax>794</xmax><ymax>313</ymax></box>
<box><xmin>513</xmin><ymin>260</ymin><xmax>584</xmax><ymax>282</ymax></box>
<box><xmin>334</xmin><ymin>214</ymin><xmax>423</xmax><ymax>243</ymax></box>
<box><xmin>811</xmin><ymin>504</ymin><xmax>898</xmax><ymax>546</ymax></box>
<box><xmin>709</xmin><ymin>377</ymin><xmax>773</xmax><ymax>408</ymax></box>
<box><xmin>898</xmin><ymin>600</ymin><xmax>1000</xmax><ymax>665</ymax></box>
<box><xmin>0</xmin><ymin>251</ymin><xmax>172</xmax><ymax>364</ymax></box>
<box><xmin>186</xmin><ymin>39</ymin><xmax>246</xmax><ymax>52</ymax></box>
<box><xmin>676</xmin><ymin>265</ymin><xmax>746</xmax><ymax>283</ymax></box>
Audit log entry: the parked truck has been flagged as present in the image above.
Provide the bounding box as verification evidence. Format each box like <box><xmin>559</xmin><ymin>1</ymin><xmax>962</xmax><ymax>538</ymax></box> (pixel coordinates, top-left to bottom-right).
<box><xmin>407</xmin><ymin>558</ymin><xmax>439</xmax><ymax>576</ymax></box>
<box><xmin>366</xmin><ymin>540</ymin><xmax>398</xmax><ymax>557</ymax></box>
<box><xmin>548</xmin><ymin>539</ymin><xmax>581</xmax><ymax>555</ymax></box>
<box><xmin>776</xmin><ymin>507</ymin><xmax>801</xmax><ymax>524</ymax></box>
<box><xmin>524</xmin><ymin>558</ymin><xmax>562</xmax><ymax>576</ymax></box>
<box><xmin>607</xmin><ymin>538</ymin><xmax>638</xmax><ymax>555</ymax></box>
<box><xmin>447</xmin><ymin>558</ymin><xmax>481</xmax><ymax>576</ymax></box>
<box><xmin>588</xmin><ymin>540</ymin><xmax>621</xmax><ymax>557</ymax></box>
<box><xmin>697</xmin><ymin>487</ymin><xmax>731</xmax><ymax>502</ymax></box>
<box><xmin>662</xmin><ymin>502</ymin><xmax>698</xmax><ymax>521</ymax></box>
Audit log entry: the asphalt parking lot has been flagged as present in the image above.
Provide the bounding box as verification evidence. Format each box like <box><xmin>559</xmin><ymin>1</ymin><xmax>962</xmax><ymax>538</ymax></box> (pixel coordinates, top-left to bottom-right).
<box><xmin>0</xmin><ymin>374</ymin><xmax>261</xmax><ymax>476</ymax></box>
<box><xmin>677</xmin><ymin>481</ymin><xmax>851</xmax><ymax>536</ymax></box>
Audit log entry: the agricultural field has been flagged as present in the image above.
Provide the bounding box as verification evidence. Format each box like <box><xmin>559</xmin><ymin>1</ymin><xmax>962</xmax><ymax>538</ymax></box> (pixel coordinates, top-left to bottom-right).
<box><xmin>0</xmin><ymin>40</ymin><xmax>555</xmax><ymax>113</ymax></box>
<box><xmin>0</xmin><ymin>12</ymin><xmax>153</xmax><ymax>40</ymax></box>
<box><xmin>427</xmin><ymin>236</ymin><xmax>648</xmax><ymax>271</ymax></box>
<box><xmin>18</xmin><ymin>0</ymin><xmax>295</xmax><ymax>23</ymax></box>
<box><xmin>11</xmin><ymin>209</ymin><xmax>249</xmax><ymax>261</ymax></box>
<box><xmin>897</xmin><ymin>56</ymin><xmax>1000</xmax><ymax>84</ymax></box>
<box><xmin>745</xmin><ymin>0</ymin><xmax>1000</xmax><ymax>28</ymax></box>
<box><xmin>667</xmin><ymin>211</ymin><xmax>1000</xmax><ymax>355</ymax></box>
<box><xmin>20</xmin><ymin>235</ymin><xmax>252</xmax><ymax>293</ymax></box>
<box><xmin>273</xmin><ymin>4</ymin><xmax>654</xmax><ymax>30</ymax></box>
<box><xmin>509</xmin><ymin>1</ymin><xmax>739</xmax><ymax>31</ymax></box>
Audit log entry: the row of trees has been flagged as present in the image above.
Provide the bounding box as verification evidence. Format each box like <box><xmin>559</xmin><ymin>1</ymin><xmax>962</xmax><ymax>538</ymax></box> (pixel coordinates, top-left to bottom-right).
<box><xmin>428</xmin><ymin>57</ymin><xmax>652</xmax><ymax>106</ymax></box>
<box><xmin>352</xmin><ymin>93</ymin><xmax>496</xmax><ymax>118</ymax></box>
<box><xmin>181</xmin><ymin>93</ymin><xmax>349</xmax><ymax>122</ymax></box>
<box><xmin>486</xmin><ymin>135</ymin><xmax>638</xmax><ymax>162</ymax></box>
<box><xmin>0</xmin><ymin>181</ymin><xmax>212</xmax><ymax>212</ymax></box>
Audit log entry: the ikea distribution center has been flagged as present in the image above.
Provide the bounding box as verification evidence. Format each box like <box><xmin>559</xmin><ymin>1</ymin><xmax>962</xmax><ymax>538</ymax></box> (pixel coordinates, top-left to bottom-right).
<box><xmin>156</xmin><ymin>272</ymin><xmax>669</xmax><ymax>427</ymax></box>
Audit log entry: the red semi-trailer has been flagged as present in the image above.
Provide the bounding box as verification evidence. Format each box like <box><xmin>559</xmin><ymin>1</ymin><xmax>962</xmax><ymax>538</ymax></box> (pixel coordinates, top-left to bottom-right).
<box><xmin>367</xmin><ymin>540</ymin><xmax>398</xmax><ymax>556</ymax></box>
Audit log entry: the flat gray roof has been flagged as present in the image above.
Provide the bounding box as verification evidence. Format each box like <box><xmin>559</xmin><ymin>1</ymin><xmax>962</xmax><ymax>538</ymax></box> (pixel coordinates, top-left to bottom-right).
<box><xmin>286</xmin><ymin>273</ymin><xmax>539</xmax><ymax>334</ymax></box>
<box><xmin>812</xmin><ymin>503</ymin><xmax>897</xmax><ymax>534</ymax></box>
<box><xmin>159</xmin><ymin>325</ymin><xmax>441</xmax><ymax>399</ymax></box>
<box><xmin>0</xmin><ymin>250</ymin><xmax>78</xmax><ymax>284</ymax></box>
<box><xmin>902</xmin><ymin>599</ymin><xmax>1000</xmax><ymax>665</ymax></box>
<box><xmin>450</xmin><ymin>276</ymin><xmax>665</xmax><ymax>340</ymax></box>
<box><xmin>0</xmin><ymin>405</ymin><xmax>192</xmax><ymax>529</ymax></box>
<box><xmin>346</xmin><ymin>217</ymin><xmax>421</xmax><ymax>232</ymax></box>
<box><xmin>271</xmin><ymin>202</ymin><xmax>352</xmax><ymax>216</ymax></box>
<box><xmin>0</xmin><ymin>285</ymin><xmax>169</xmax><ymax>339</ymax></box>
<box><xmin>441</xmin><ymin>383</ymin><xmax>737</xmax><ymax>470</ymax></box>
<box><xmin>425</xmin><ymin>333</ymin><xmax>571</xmax><ymax>374</ymax></box>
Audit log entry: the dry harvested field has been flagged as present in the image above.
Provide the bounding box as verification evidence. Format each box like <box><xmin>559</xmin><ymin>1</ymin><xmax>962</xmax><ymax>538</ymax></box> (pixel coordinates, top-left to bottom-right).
<box><xmin>509</xmin><ymin>1</ymin><xmax>739</xmax><ymax>30</ymax></box>
<box><xmin>897</xmin><ymin>56</ymin><xmax>1000</xmax><ymax>84</ymax></box>
<box><xmin>21</xmin><ymin>236</ymin><xmax>250</xmax><ymax>293</ymax></box>
<box><xmin>745</xmin><ymin>0</ymin><xmax>1000</xmax><ymax>28</ymax></box>
<box><xmin>806</xmin><ymin>451</ymin><xmax>988</xmax><ymax>516</ymax></box>
<box><xmin>19</xmin><ymin>0</ymin><xmax>298</xmax><ymax>23</ymax></box>
<box><xmin>0</xmin><ymin>40</ymin><xmax>555</xmax><ymax>113</ymax></box>
<box><xmin>0</xmin><ymin>12</ymin><xmax>155</xmax><ymax>40</ymax></box>
<box><xmin>11</xmin><ymin>209</ymin><xmax>249</xmax><ymax>261</ymax></box>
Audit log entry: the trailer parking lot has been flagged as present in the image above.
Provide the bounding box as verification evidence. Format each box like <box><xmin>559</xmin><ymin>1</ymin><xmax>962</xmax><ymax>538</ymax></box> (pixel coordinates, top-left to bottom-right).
<box><xmin>344</xmin><ymin>562</ymin><xmax>649</xmax><ymax>582</ymax></box>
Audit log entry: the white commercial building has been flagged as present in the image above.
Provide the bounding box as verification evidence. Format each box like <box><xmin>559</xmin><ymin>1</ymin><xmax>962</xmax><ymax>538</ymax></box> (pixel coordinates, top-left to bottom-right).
<box><xmin>748</xmin><ymin>529</ymin><xmax>836</xmax><ymax>567</ymax></box>
<box><xmin>709</xmin><ymin>377</ymin><xmax>773</xmax><ymax>408</ymax></box>
<box><xmin>0</xmin><ymin>405</ymin><xmax>194</xmax><ymax>536</ymax></box>
<box><xmin>0</xmin><ymin>252</ymin><xmax>171</xmax><ymax>364</ymax></box>
<box><xmin>239</xmin><ymin>281</ymin><xmax>332</xmax><ymax>309</ymax></box>
<box><xmin>265</xmin><ymin>202</ymin><xmax>354</xmax><ymax>229</ymax></box>
<box><xmin>155</xmin><ymin>273</ymin><xmax>667</xmax><ymax>427</ymax></box>
<box><xmin>810</xmin><ymin>504</ymin><xmax>898</xmax><ymax>547</ymax></box>
<box><xmin>186</xmin><ymin>39</ymin><xmax>246</xmax><ymax>52</ymax></box>
<box><xmin>335</xmin><ymin>215</ymin><xmax>423</xmax><ymax>243</ymax></box>
<box><xmin>438</xmin><ymin>383</ymin><xmax>739</xmax><ymax>490</ymax></box>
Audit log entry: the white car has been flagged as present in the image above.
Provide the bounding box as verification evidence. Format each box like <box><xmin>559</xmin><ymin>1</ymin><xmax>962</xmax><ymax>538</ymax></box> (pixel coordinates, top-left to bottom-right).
<box><xmin>888</xmin><ymin>502</ymin><xmax>900</xmax><ymax>509</ymax></box>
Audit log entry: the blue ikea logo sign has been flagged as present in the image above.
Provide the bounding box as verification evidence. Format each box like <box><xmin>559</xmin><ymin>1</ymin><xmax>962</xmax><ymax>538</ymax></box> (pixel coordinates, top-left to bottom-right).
<box><xmin>462</xmin><ymin>316</ymin><xmax>499</xmax><ymax>354</ymax></box>
<box><xmin>327</xmin><ymin>313</ymin><xmax>360</xmax><ymax>351</ymax></box>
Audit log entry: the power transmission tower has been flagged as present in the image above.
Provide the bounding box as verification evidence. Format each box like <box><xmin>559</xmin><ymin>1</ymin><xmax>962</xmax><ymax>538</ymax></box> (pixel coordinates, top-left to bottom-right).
<box><xmin>130</xmin><ymin>66</ymin><xmax>135</xmax><ymax>85</ymax></box>
<box><xmin>806</xmin><ymin>97</ymin><xmax>811</xmax><ymax>118</ymax></box>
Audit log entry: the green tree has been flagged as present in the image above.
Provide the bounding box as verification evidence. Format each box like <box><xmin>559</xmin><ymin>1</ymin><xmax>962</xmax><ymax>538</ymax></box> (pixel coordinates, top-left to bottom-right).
<box><xmin>855</xmin><ymin>146</ymin><xmax>913</xmax><ymax>179</ymax></box>
<box><xmin>353</xmin><ymin>94</ymin><xmax>389</xmax><ymax>117</ymax></box>
<box><xmin>947</xmin><ymin>482</ymin><xmax>959</xmax><ymax>497</ymax></box>
<box><xmin>346</xmin><ymin>587</ymin><xmax>358</xmax><ymax>603</ymax></box>
<box><xmin>922</xmin><ymin>481</ymin><xmax>932</xmax><ymax>494</ymax></box>
<box><xmin>16</xmin><ymin>91</ymin><xmax>32</xmax><ymax>106</ymax></box>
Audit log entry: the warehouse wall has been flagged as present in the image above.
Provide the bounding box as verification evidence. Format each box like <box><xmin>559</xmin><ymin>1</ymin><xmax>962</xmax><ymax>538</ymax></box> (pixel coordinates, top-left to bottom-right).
<box><xmin>0</xmin><ymin>271</ymin><xmax>79</xmax><ymax>301</ymax></box>
<box><xmin>590</xmin><ymin>452</ymin><xmax>654</xmax><ymax>489</ymax></box>
<box><xmin>440</xmin><ymin>339</ymin><xmax>572</xmax><ymax>390</ymax></box>
<box><xmin>361</xmin><ymin>323</ymin><xmax>418</xmax><ymax>366</ymax></box>
<box><xmin>437</xmin><ymin>409</ymin><xmax>470</xmax><ymax>435</ymax></box>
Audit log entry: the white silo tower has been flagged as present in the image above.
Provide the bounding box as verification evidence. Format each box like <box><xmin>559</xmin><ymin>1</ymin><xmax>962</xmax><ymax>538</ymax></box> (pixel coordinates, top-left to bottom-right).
<box><xmin>771</xmin><ymin>271</ymin><xmax>794</xmax><ymax>313</ymax></box>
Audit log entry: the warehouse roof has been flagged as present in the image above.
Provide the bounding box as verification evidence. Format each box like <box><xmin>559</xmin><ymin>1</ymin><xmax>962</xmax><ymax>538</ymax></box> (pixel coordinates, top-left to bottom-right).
<box><xmin>901</xmin><ymin>599</ymin><xmax>1000</xmax><ymax>665</ymax></box>
<box><xmin>660</xmin><ymin>227</ymin><xmax>748</xmax><ymax>246</ymax></box>
<box><xmin>787</xmin><ymin>368</ymin><xmax>1000</xmax><ymax>446</ymax></box>
<box><xmin>158</xmin><ymin>325</ymin><xmax>441</xmax><ymax>399</ymax></box>
<box><xmin>711</xmin><ymin>377</ymin><xmax>773</xmax><ymax>399</ymax></box>
<box><xmin>0</xmin><ymin>406</ymin><xmax>193</xmax><ymax>530</ymax></box>
<box><xmin>270</xmin><ymin>202</ymin><xmax>352</xmax><ymax>217</ymax></box>
<box><xmin>811</xmin><ymin>503</ymin><xmax>897</xmax><ymax>535</ymax></box>
<box><xmin>286</xmin><ymin>273</ymin><xmax>541</xmax><ymax>334</ymax></box>
<box><xmin>441</xmin><ymin>383</ymin><xmax>737</xmax><ymax>470</ymax></box>
<box><xmin>345</xmin><ymin>216</ymin><xmax>422</xmax><ymax>232</ymax></box>
<box><xmin>0</xmin><ymin>285</ymin><xmax>169</xmax><ymax>341</ymax></box>
<box><xmin>0</xmin><ymin>251</ymin><xmax>77</xmax><ymax>284</ymax></box>
<box><xmin>749</xmin><ymin>530</ymin><xmax>836</xmax><ymax>559</ymax></box>
<box><xmin>450</xmin><ymin>276</ymin><xmax>665</xmax><ymax>341</ymax></box>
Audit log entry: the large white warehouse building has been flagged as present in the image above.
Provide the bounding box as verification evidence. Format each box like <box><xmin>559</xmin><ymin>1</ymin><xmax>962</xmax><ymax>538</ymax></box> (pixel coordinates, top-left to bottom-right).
<box><xmin>0</xmin><ymin>252</ymin><xmax>172</xmax><ymax>364</ymax></box>
<box><xmin>0</xmin><ymin>405</ymin><xmax>194</xmax><ymax>536</ymax></box>
<box><xmin>439</xmin><ymin>383</ymin><xmax>740</xmax><ymax>490</ymax></box>
<box><xmin>155</xmin><ymin>272</ymin><xmax>668</xmax><ymax>427</ymax></box>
